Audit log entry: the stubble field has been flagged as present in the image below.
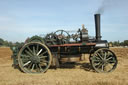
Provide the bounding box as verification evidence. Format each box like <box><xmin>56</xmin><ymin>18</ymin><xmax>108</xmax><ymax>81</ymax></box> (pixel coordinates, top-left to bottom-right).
<box><xmin>0</xmin><ymin>47</ymin><xmax>128</xmax><ymax>85</ymax></box>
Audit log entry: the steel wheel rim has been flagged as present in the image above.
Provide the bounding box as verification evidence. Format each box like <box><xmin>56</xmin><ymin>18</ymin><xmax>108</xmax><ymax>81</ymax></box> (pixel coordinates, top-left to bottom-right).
<box><xmin>18</xmin><ymin>42</ymin><xmax>52</xmax><ymax>73</ymax></box>
<box><xmin>90</xmin><ymin>48</ymin><xmax>117</xmax><ymax>73</ymax></box>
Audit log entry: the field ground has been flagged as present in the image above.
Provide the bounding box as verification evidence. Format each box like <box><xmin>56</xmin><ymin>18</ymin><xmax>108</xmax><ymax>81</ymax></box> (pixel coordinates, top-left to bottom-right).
<box><xmin>0</xmin><ymin>47</ymin><xmax>128</xmax><ymax>85</ymax></box>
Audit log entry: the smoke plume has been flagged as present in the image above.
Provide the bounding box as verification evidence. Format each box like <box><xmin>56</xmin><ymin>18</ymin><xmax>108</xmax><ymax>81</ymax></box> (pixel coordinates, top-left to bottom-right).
<box><xmin>96</xmin><ymin>0</ymin><xmax>127</xmax><ymax>14</ymax></box>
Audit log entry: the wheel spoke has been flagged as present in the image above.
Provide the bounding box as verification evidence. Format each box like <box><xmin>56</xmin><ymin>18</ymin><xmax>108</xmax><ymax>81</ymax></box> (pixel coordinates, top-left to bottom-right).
<box><xmin>23</xmin><ymin>61</ymin><xmax>31</xmax><ymax>67</ymax></box>
<box><xmin>39</xmin><ymin>56</ymin><xmax>47</xmax><ymax>59</ymax></box>
<box><xmin>26</xmin><ymin>46</ymin><xmax>33</xmax><ymax>55</ymax></box>
<box><xmin>36</xmin><ymin>44</ymin><xmax>39</xmax><ymax>54</ymax></box>
<box><xmin>95</xmin><ymin>56</ymin><xmax>100</xmax><ymax>60</ymax></box>
<box><xmin>33</xmin><ymin>46</ymin><xmax>36</xmax><ymax>55</ymax></box>
<box><xmin>105</xmin><ymin>51</ymin><xmax>110</xmax><ymax>59</ymax></box>
<box><xmin>28</xmin><ymin>62</ymin><xmax>32</xmax><ymax>69</ymax></box>
<box><xmin>21</xmin><ymin>54</ymin><xmax>30</xmax><ymax>58</ymax></box>
<box><xmin>104</xmin><ymin>52</ymin><xmax>107</xmax><ymax>59</ymax></box>
<box><xmin>35</xmin><ymin>64</ymin><xmax>39</xmax><ymax>72</ymax></box>
<box><xmin>106</xmin><ymin>56</ymin><xmax>113</xmax><ymax>60</ymax></box>
<box><xmin>100</xmin><ymin>50</ymin><xmax>104</xmax><ymax>57</ymax></box>
<box><xmin>93</xmin><ymin>62</ymin><xmax>101</xmax><ymax>66</ymax></box>
<box><xmin>39</xmin><ymin>50</ymin><xmax>47</xmax><ymax>56</ymax></box>
<box><xmin>97</xmin><ymin>63</ymin><xmax>102</xmax><ymax>69</ymax></box>
<box><xmin>38</xmin><ymin>64</ymin><xmax>43</xmax><ymax>71</ymax></box>
<box><xmin>41</xmin><ymin>59</ymin><xmax>48</xmax><ymax>63</ymax></box>
<box><xmin>31</xmin><ymin>64</ymin><xmax>35</xmax><ymax>71</ymax></box>
<box><xmin>97</xmin><ymin>53</ymin><xmax>103</xmax><ymax>60</ymax></box>
<box><xmin>107</xmin><ymin>59</ymin><xmax>116</xmax><ymax>63</ymax></box>
<box><xmin>101</xmin><ymin>65</ymin><xmax>104</xmax><ymax>71</ymax></box>
<box><xmin>37</xmin><ymin>49</ymin><xmax>43</xmax><ymax>56</ymax></box>
<box><xmin>40</xmin><ymin>59</ymin><xmax>48</xmax><ymax>66</ymax></box>
<box><xmin>40</xmin><ymin>63</ymin><xmax>47</xmax><ymax>66</ymax></box>
<box><xmin>22</xmin><ymin>58</ymin><xmax>30</xmax><ymax>63</ymax></box>
<box><xmin>93</xmin><ymin>59</ymin><xmax>101</xmax><ymax>62</ymax></box>
<box><xmin>25</xmin><ymin>50</ymin><xmax>33</xmax><ymax>57</ymax></box>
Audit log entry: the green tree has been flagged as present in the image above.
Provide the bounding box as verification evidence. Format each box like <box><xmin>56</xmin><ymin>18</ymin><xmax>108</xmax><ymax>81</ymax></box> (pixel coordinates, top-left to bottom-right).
<box><xmin>113</xmin><ymin>41</ymin><xmax>120</xmax><ymax>46</ymax></box>
<box><xmin>124</xmin><ymin>40</ymin><xmax>128</xmax><ymax>46</ymax></box>
<box><xmin>0</xmin><ymin>38</ymin><xmax>4</xmax><ymax>46</ymax></box>
<box><xmin>120</xmin><ymin>42</ymin><xmax>124</xmax><ymax>46</ymax></box>
<box><xmin>3</xmin><ymin>40</ymin><xmax>9</xmax><ymax>46</ymax></box>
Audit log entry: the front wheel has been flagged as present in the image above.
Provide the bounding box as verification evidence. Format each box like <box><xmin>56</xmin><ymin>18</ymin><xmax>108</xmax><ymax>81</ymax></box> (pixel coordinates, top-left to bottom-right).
<box><xmin>18</xmin><ymin>42</ymin><xmax>52</xmax><ymax>73</ymax></box>
<box><xmin>90</xmin><ymin>48</ymin><xmax>118</xmax><ymax>73</ymax></box>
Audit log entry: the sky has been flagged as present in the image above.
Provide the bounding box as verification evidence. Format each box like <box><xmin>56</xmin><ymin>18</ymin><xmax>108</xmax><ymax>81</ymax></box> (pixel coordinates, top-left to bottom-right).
<box><xmin>0</xmin><ymin>0</ymin><xmax>128</xmax><ymax>42</ymax></box>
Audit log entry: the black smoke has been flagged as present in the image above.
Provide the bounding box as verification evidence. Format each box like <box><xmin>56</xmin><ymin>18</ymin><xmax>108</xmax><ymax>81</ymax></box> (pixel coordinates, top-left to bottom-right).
<box><xmin>96</xmin><ymin>0</ymin><xmax>127</xmax><ymax>14</ymax></box>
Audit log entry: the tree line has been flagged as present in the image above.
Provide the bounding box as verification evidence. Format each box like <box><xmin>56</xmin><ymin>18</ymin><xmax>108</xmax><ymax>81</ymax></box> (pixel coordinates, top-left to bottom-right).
<box><xmin>0</xmin><ymin>37</ymin><xmax>128</xmax><ymax>47</ymax></box>
<box><xmin>0</xmin><ymin>38</ymin><xmax>23</xmax><ymax>47</ymax></box>
<box><xmin>109</xmin><ymin>40</ymin><xmax>128</xmax><ymax>47</ymax></box>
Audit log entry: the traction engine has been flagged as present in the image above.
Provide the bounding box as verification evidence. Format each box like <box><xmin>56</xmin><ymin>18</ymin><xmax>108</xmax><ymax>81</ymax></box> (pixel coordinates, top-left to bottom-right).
<box><xmin>11</xmin><ymin>14</ymin><xmax>118</xmax><ymax>73</ymax></box>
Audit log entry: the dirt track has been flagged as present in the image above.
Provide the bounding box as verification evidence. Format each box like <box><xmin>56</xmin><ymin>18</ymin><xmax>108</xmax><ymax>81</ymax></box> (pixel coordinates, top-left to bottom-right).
<box><xmin>0</xmin><ymin>47</ymin><xmax>128</xmax><ymax>85</ymax></box>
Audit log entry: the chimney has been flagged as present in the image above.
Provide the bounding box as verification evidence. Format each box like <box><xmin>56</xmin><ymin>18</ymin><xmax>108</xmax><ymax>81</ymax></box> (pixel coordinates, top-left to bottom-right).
<box><xmin>94</xmin><ymin>14</ymin><xmax>102</xmax><ymax>41</ymax></box>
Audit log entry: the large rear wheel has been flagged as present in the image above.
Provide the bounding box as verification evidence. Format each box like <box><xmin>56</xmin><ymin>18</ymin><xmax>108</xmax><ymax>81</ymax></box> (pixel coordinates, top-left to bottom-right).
<box><xmin>18</xmin><ymin>42</ymin><xmax>52</xmax><ymax>73</ymax></box>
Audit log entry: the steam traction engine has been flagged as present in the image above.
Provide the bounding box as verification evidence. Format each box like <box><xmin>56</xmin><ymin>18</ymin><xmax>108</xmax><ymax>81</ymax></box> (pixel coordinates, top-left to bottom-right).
<box><xmin>11</xmin><ymin>14</ymin><xmax>118</xmax><ymax>73</ymax></box>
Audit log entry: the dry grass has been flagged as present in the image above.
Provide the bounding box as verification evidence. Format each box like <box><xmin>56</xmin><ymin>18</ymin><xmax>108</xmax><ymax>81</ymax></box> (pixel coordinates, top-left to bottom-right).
<box><xmin>0</xmin><ymin>47</ymin><xmax>128</xmax><ymax>85</ymax></box>
<box><xmin>110</xmin><ymin>47</ymin><xmax>128</xmax><ymax>58</ymax></box>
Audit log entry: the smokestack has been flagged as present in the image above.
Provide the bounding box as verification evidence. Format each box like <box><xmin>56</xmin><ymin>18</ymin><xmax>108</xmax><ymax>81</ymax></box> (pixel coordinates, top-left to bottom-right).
<box><xmin>94</xmin><ymin>14</ymin><xmax>102</xmax><ymax>41</ymax></box>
